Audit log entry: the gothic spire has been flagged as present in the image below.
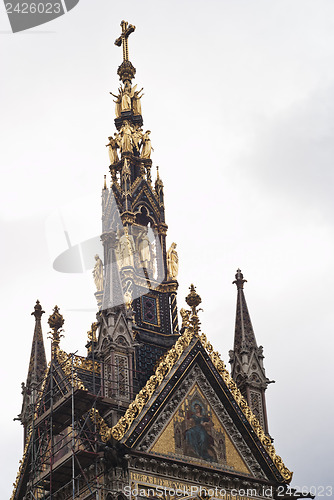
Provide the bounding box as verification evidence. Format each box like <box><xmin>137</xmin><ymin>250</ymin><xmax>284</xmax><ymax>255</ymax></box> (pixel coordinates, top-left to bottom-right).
<box><xmin>232</xmin><ymin>269</ymin><xmax>258</xmax><ymax>353</ymax></box>
<box><xmin>26</xmin><ymin>300</ymin><xmax>47</xmax><ymax>389</ymax></box>
<box><xmin>229</xmin><ymin>270</ymin><xmax>272</xmax><ymax>435</ymax></box>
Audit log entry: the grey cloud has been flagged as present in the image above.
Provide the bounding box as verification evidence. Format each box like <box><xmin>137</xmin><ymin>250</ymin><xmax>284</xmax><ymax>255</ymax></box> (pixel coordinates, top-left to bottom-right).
<box><xmin>242</xmin><ymin>84</ymin><xmax>334</xmax><ymax>220</ymax></box>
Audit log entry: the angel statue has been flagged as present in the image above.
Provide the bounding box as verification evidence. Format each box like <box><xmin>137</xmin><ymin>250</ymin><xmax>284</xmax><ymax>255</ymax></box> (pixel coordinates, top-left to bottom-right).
<box><xmin>132</xmin><ymin>125</ymin><xmax>143</xmax><ymax>154</ymax></box>
<box><xmin>141</xmin><ymin>130</ymin><xmax>154</xmax><ymax>159</ymax></box>
<box><xmin>167</xmin><ymin>242</ymin><xmax>178</xmax><ymax>280</ymax></box>
<box><xmin>93</xmin><ymin>254</ymin><xmax>104</xmax><ymax>291</ymax></box>
<box><xmin>109</xmin><ymin>89</ymin><xmax>122</xmax><ymax>118</ymax></box>
<box><xmin>106</xmin><ymin>136</ymin><xmax>119</xmax><ymax>164</ymax></box>
<box><xmin>133</xmin><ymin>87</ymin><xmax>144</xmax><ymax>115</ymax></box>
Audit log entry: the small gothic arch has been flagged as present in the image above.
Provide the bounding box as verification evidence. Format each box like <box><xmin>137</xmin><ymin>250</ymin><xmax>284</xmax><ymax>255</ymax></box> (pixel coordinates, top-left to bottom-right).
<box><xmin>134</xmin><ymin>204</ymin><xmax>156</xmax><ymax>226</ymax></box>
<box><xmin>115</xmin><ymin>335</ymin><xmax>129</xmax><ymax>346</ymax></box>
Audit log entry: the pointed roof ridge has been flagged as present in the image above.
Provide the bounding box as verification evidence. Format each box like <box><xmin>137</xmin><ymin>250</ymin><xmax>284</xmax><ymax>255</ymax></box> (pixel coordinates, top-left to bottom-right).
<box><xmin>26</xmin><ymin>300</ymin><xmax>47</xmax><ymax>388</ymax></box>
<box><xmin>233</xmin><ymin>269</ymin><xmax>258</xmax><ymax>352</ymax></box>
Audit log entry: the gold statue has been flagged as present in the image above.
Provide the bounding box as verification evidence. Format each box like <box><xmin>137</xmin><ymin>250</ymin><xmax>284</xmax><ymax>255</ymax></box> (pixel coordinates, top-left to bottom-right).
<box><xmin>110</xmin><ymin>90</ymin><xmax>122</xmax><ymax>118</ymax></box>
<box><xmin>93</xmin><ymin>254</ymin><xmax>104</xmax><ymax>291</ymax></box>
<box><xmin>106</xmin><ymin>136</ymin><xmax>119</xmax><ymax>164</ymax></box>
<box><xmin>120</xmin><ymin>120</ymin><xmax>133</xmax><ymax>153</ymax></box>
<box><xmin>132</xmin><ymin>125</ymin><xmax>143</xmax><ymax>153</ymax></box>
<box><xmin>137</xmin><ymin>227</ymin><xmax>151</xmax><ymax>268</ymax></box>
<box><xmin>118</xmin><ymin>227</ymin><xmax>135</xmax><ymax>267</ymax></box>
<box><xmin>124</xmin><ymin>289</ymin><xmax>132</xmax><ymax>309</ymax></box>
<box><xmin>167</xmin><ymin>242</ymin><xmax>178</xmax><ymax>280</ymax></box>
<box><xmin>141</xmin><ymin>130</ymin><xmax>153</xmax><ymax>159</ymax></box>
<box><xmin>121</xmin><ymin>81</ymin><xmax>132</xmax><ymax>111</ymax></box>
<box><xmin>133</xmin><ymin>87</ymin><xmax>144</xmax><ymax>115</ymax></box>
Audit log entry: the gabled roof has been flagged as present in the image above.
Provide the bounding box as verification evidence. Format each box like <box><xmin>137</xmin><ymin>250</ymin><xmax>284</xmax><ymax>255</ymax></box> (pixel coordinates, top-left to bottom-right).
<box><xmin>109</xmin><ymin>312</ymin><xmax>292</xmax><ymax>484</ymax></box>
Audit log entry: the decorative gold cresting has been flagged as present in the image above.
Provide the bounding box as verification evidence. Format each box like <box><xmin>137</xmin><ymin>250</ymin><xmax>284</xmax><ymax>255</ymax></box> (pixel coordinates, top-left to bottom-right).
<box><xmin>87</xmin><ymin>322</ymin><xmax>98</xmax><ymax>343</ymax></box>
<box><xmin>48</xmin><ymin>305</ymin><xmax>64</xmax><ymax>355</ymax></box>
<box><xmin>109</xmin><ymin>287</ymin><xmax>293</xmax><ymax>484</ymax></box>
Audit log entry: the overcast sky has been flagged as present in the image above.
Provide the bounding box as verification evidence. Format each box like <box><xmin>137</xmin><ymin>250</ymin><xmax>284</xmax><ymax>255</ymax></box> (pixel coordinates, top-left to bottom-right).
<box><xmin>1</xmin><ymin>1</ymin><xmax>333</xmax><ymax>498</ymax></box>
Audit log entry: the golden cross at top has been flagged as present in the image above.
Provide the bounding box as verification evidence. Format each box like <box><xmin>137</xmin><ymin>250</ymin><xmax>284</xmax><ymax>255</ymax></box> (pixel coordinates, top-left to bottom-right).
<box><xmin>114</xmin><ymin>20</ymin><xmax>136</xmax><ymax>62</ymax></box>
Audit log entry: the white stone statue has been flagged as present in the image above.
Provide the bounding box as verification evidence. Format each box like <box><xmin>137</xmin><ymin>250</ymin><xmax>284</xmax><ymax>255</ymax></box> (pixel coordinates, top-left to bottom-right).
<box><xmin>118</xmin><ymin>227</ymin><xmax>135</xmax><ymax>268</ymax></box>
<box><xmin>93</xmin><ymin>254</ymin><xmax>104</xmax><ymax>291</ymax></box>
<box><xmin>167</xmin><ymin>242</ymin><xmax>178</xmax><ymax>279</ymax></box>
<box><xmin>138</xmin><ymin>227</ymin><xmax>151</xmax><ymax>268</ymax></box>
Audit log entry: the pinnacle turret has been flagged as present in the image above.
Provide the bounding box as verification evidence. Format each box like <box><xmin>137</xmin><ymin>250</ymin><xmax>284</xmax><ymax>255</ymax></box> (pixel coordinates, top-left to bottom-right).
<box><xmin>26</xmin><ymin>300</ymin><xmax>47</xmax><ymax>389</ymax></box>
<box><xmin>229</xmin><ymin>270</ymin><xmax>272</xmax><ymax>435</ymax></box>
<box><xmin>19</xmin><ymin>301</ymin><xmax>47</xmax><ymax>443</ymax></box>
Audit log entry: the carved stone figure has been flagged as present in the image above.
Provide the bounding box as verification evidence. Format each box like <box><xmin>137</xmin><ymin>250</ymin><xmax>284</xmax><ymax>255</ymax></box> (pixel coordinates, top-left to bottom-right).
<box><xmin>141</xmin><ymin>130</ymin><xmax>153</xmax><ymax>159</ymax></box>
<box><xmin>93</xmin><ymin>254</ymin><xmax>104</xmax><ymax>291</ymax></box>
<box><xmin>118</xmin><ymin>227</ymin><xmax>135</xmax><ymax>267</ymax></box>
<box><xmin>138</xmin><ymin>227</ymin><xmax>151</xmax><ymax>268</ymax></box>
<box><xmin>106</xmin><ymin>136</ymin><xmax>119</xmax><ymax>164</ymax></box>
<box><xmin>120</xmin><ymin>121</ymin><xmax>133</xmax><ymax>153</ymax></box>
<box><xmin>167</xmin><ymin>242</ymin><xmax>178</xmax><ymax>279</ymax></box>
<box><xmin>133</xmin><ymin>87</ymin><xmax>144</xmax><ymax>115</ymax></box>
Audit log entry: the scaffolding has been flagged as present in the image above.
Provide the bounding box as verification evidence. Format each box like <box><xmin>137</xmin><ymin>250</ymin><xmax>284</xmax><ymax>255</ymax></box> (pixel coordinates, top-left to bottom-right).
<box><xmin>21</xmin><ymin>350</ymin><xmax>142</xmax><ymax>500</ymax></box>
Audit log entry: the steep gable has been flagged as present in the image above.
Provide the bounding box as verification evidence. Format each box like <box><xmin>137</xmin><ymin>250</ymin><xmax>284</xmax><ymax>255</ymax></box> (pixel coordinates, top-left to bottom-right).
<box><xmin>109</xmin><ymin>319</ymin><xmax>292</xmax><ymax>484</ymax></box>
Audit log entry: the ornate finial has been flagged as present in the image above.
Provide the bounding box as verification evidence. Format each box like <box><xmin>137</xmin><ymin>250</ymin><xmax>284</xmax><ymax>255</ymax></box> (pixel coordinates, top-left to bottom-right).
<box><xmin>186</xmin><ymin>284</ymin><xmax>202</xmax><ymax>315</ymax></box>
<box><xmin>31</xmin><ymin>300</ymin><xmax>45</xmax><ymax>320</ymax></box>
<box><xmin>233</xmin><ymin>268</ymin><xmax>247</xmax><ymax>290</ymax></box>
<box><xmin>182</xmin><ymin>284</ymin><xmax>202</xmax><ymax>334</ymax></box>
<box><xmin>115</xmin><ymin>20</ymin><xmax>136</xmax><ymax>82</ymax></box>
<box><xmin>48</xmin><ymin>305</ymin><xmax>64</xmax><ymax>351</ymax></box>
<box><xmin>155</xmin><ymin>166</ymin><xmax>163</xmax><ymax>189</ymax></box>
